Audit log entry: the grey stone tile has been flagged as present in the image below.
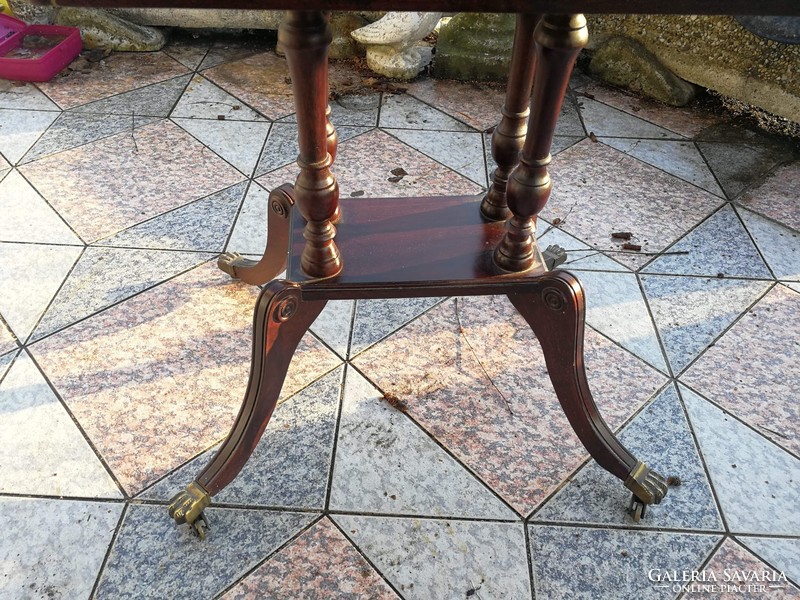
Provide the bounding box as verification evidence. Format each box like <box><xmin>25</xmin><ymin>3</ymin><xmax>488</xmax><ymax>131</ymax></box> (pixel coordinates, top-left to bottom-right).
<box><xmin>739</xmin><ymin>207</ymin><xmax>800</xmax><ymax>281</ymax></box>
<box><xmin>309</xmin><ymin>300</ymin><xmax>355</xmax><ymax>359</ymax></box>
<box><xmin>21</xmin><ymin>113</ymin><xmax>159</xmax><ymax>164</ymax></box>
<box><xmin>785</xmin><ymin>281</ymin><xmax>800</xmax><ymax>294</ymax></box>
<box><xmin>0</xmin><ymin>351</ymin><xmax>122</xmax><ymax>497</ymax></box>
<box><xmin>171</xmin><ymin>74</ymin><xmax>266</xmax><ymax>121</ymax></box>
<box><xmin>173</xmin><ymin>117</ymin><xmax>270</xmax><ymax>175</ymax></box>
<box><xmin>163</xmin><ymin>39</ymin><xmax>212</xmax><ymax>70</ymax></box>
<box><xmin>738</xmin><ymin>536</ymin><xmax>800</xmax><ymax>585</ymax></box>
<box><xmin>0</xmin><ymin>348</ymin><xmax>18</xmax><ymax>383</ymax></box>
<box><xmin>94</xmin><ymin>504</ymin><xmax>315</xmax><ymax>600</ymax></box>
<box><xmin>350</xmin><ymin>297</ymin><xmax>444</xmax><ymax>357</ymax></box>
<box><xmin>643</xmin><ymin>205</ymin><xmax>772</xmax><ymax>278</ymax></box>
<box><xmin>530</xmin><ymin>524</ymin><xmax>720</xmax><ymax>599</ymax></box>
<box><xmin>0</xmin><ymin>242</ymin><xmax>83</xmax><ymax>341</ymax></box>
<box><xmin>225</xmin><ymin>181</ymin><xmax>270</xmax><ymax>256</ymax></box>
<box><xmin>334</xmin><ymin>515</ymin><xmax>532</xmax><ymax>599</ymax></box>
<box><xmin>0</xmin><ymin>108</ymin><xmax>59</xmax><ymax>164</ymax></box>
<box><xmin>556</xmin><ymin>95</ymin><xmax>586</xmax><ymax>136</ymax></box>
<box><xmin>96</xmin><ymin>182</ymin><xmax>247</xmax><ymax>252</ymax></box>
<box><xmin>71</xmin><ymin>75</ymin><xmax>191</xmax><ymax>117</ymax></box>
<box><xmin>681</xmin><ymin>385</ymin><xmax>800</xmax><ymax>535</ymax></box>
<box><xmin>603</xmin><ymin>138</ymin><xmax>724</xmax><ymax>196</ymax></box>
<box><xmin>138</xmin><ymin>367</ymin><xmax>343</xmax><ymax>509</ymax></box>
<box><xmin>0</xmin><ymin>79</ymin><xmax>60</xmax><ymax>111</ymax></box>
<box><xmin>329</xmin><ymin>368</ymin><xmax>516</xmax><ymax>519</ymax></box>
<box><xmin>0</xmin><ymin>497</ymin><xmax>122</xmax><ymax>600</ymax></box>
<box><xmin>577</xmin><ymin>97</ymin><xmax>683</xmax><ymax>140</ymax></box>
<box><xmin>641</xmin><ymin>274</ymin><xmax>770</xmax><ymax>373</ymax></box>
<box><xmin>533</xmin><ymin>385</ymin><xmax>723</xmax><ymax>530</ymax></box>
<box><xmin>386</xmin><ymin>128</ymin><xmax>487</xmax><ymax>186</ymax></box>
<box><xmin>483</xmin><ymin>134</ymin><xmax>583</xmax><ymax>185</ymax></box>
<box><xmin>538</xmin><ymin>224</ymin><xmax>630</xmax><ymax>272</ymax></box>
<box><xmin>280</xmin><ymin>92</ymin><xmax>381</xmax><ymax>127</ymax></box>
<box><xmin>32</xmin><ymin>248</ymin><xmax>214</xmax><ymax>340</ymax></box>
<box><xmin>379</xmin><ymin>94</ymin><xmax>475</xmax><ymax>131</ymax></box>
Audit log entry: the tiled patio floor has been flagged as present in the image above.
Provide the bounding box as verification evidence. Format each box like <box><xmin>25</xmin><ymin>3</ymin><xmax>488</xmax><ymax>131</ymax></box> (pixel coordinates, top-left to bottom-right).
<box><xmin>1</xmin><ymin>34</ymin><xmax>799</xmax><ymax>600</ymax></box>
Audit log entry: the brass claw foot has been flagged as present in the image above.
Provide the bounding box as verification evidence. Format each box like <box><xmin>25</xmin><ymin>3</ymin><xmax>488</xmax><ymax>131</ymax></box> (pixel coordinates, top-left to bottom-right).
<box><xmin>542</xmin><ymin>244</ymin><xmax>567</xmax><ymax>270</ymax></box>
<box><xmin>218</xmin><ymin>252</ymin><xmax>258</xmax><ymax>279</ymax></box>
<box><xmin>624</xmin><ymin>461</ymin><xmax>668</xmax><ymax>522</ymax></box>
<box><xmin>168</xmin><ymin>482</ymin><xmax>211</xmax><ymax>539</ymax></box>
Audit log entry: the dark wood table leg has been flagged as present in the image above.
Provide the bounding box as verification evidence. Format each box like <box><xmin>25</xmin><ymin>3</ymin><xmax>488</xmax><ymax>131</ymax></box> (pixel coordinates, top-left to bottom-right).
<box><xmin>480</xmin><ymin>13</ymin><xmax>540</xmax><ymax>222</ymax></box>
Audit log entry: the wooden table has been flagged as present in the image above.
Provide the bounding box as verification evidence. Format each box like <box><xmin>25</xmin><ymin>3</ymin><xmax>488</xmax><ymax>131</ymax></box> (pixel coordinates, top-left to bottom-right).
<box><xmin>35</xmin><ymin>0</ymin><xmax>799</xmax><ymax>538</ymax></box>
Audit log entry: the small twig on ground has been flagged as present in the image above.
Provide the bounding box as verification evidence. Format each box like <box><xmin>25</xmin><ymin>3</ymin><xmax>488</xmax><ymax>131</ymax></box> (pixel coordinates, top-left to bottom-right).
<box><xmin>756</xmin><ymin>424</ymin><xmax>789</xmax><ymax>439</ymax></box>
<box><xmin>130</xmin><ymin>113</ymin><xmax>138</xmax><ymax>153</ymax></box>
<box><xmin>189</xmin><ymin>100</ymin><xmax>241</xmax><ymax>109</ymax></box>
<box><xmin>559</xmin><ymin>248</ymin><xmax>690</xmax><ymax>257</ymax></box>
<box><xmin>454</xmin><ymin>298</ymin><xmax>514</xmax><ymax>416</ymax></box>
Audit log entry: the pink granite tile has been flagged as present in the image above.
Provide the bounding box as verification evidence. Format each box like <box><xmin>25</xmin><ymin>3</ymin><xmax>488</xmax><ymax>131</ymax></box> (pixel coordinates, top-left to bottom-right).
<box><xmin>353</xmin><ymin>295</ymin><xmax>667</xmax><ymax>515</ymax></box>
<box><xmin>406</xmin><ymin>78</ymin><xmax>506</xmax><ymax>131</ymax></box>
<box><xmin>20</xmin><ymin>120</ymin><xmax>244</xmax><ymax>242</ymax></box>
<box><xmin>682</xmin><ymin>284</ymin><xmax>800</xmax><ymax>457</ymax></box>
<box><xmin>29</xmin><ymin>262</ymin><xmax>341</xmax><ymax>494</ymax></box>
<box><xmin>737</xmin><ymin>162</ymin><xmax>800</xmax><ymax>232</ymax></box>
<box><xmin>580</xmin><ymin>82</ymin><xmax>722</xmax><ymax>138</ymax></box>
<box><xmin>222</xmin><ymin>518</ymin><xmax>398</xmax><ymax>600</ymax></box>
<box><xmin>37</xmin><ymin>51</ymin><xmax>188</xmax><ymax>110</ymax></box>
<box><xmin>542</xmin><ymin>139</ymin><xmax>723</xmax><ymax>269</ymax></box>
<box><xmin>258</xmin><ymin>128</ymin><xmax>483</xmax><ymax>198</ymax></box>
<box><xmin>690</xmin><ymin>539</ymin><xmax>800</xmax><ymax>599</ymax></box>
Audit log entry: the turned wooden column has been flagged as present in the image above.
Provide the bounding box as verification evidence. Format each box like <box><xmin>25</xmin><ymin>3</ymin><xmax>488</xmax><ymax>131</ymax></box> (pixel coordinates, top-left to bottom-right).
<box><xmin>279</xmin><ymin>11</ymin><xmax>342</xmax><ymax>278</ymax></box>
<box><xmin>494</xmin><ymin>14</ymin><xmax>588</xmax><ymax>272</ymax></box>
<box><xmin>480</xmin><ymin>13</ymin><xmax>540</xmax><ymax>222</ymax></box>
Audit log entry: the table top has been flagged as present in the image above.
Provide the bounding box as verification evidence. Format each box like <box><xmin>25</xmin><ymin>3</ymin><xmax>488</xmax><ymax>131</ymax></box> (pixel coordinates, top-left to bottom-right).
<box><xmin>28</xmin><ymin>0</ymin><xmax>800</xmax><ymax>17</ymax></box>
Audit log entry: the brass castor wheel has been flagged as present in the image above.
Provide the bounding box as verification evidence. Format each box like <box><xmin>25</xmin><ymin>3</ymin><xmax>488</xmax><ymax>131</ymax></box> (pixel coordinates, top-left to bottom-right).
<box><xmin>168</xmin><ymin>482</ymin><xmax>212</xmax><ymax>539</ymax></box>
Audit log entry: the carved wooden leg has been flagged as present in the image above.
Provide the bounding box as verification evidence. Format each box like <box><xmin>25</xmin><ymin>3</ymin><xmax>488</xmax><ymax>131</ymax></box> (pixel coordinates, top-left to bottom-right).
<box><xmin>508</xmin><ymin>271</ymin><xmax>668</xmax><ymax>520</ymax></box>
<box><xmin>494</xmin><ymin>14</ymin><xmax>587</xmax><ymax>273</ymax></box>
<box><xmin>326</xmin><ymin>104</ymin><xmax>342</xmax><ymax>225</ymax></box>
<box><xmin>218</xmin><ymin>184</ymin><xmax>295</xmax><ymax>285</ymax></box>
<box><xmin>480</xmin><ymin>13</ymin><xmax>539</xmax><ymax>222</ymax></box>
<box><xmin>280</xmin><ymin>10</ymin><xmax>342</xmax><ymax>279</ymax></box>
<box><xmin>168</xmin><ymin>280</ymin><xmax>326</xmax><ymax>537</ymax></box>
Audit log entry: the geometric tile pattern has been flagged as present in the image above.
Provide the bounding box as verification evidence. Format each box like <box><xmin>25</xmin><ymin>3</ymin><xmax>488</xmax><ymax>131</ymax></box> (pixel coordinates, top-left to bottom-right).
<box><xmin>2</xmin><ymin>35</ymin><xmax>798</xmax><ymax>599</ymax></box>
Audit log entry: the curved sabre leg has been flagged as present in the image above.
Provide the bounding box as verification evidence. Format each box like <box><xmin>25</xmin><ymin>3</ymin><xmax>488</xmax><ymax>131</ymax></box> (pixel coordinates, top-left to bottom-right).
<box><xmin>218</xmin><ymin>184</ymin><xmax>295</xmax><ymax>286</ymax></box>
<box><xmin>508</xmin><ymin>271</ymin><xmax>668</xmax><ymax>521</ymax></box>
<box><xmin>168</xmin><ymin>280</ymin><xmax>326</xmax><ymax>537</ymax></box>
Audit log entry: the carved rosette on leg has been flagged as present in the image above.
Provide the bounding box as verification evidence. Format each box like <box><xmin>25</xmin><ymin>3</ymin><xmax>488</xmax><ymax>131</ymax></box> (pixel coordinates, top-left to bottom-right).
<box><xmin>480</xmin><ymin>13</ymin><xmax>539</xmax><ymax>222</ymax></box>
<box><xmin>494</xmin><ymin>14</ymin><xmax>588</xmax><ymax>273</ymax></box>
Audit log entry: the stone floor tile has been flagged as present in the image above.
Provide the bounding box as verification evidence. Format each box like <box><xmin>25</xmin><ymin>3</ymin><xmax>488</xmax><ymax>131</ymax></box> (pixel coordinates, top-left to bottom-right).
<box><xmin>0</xmin><ymin>170</ymin><xmax>83</xmax><ymax>245</ymax></box>
<box><xmin>199</xmin><ymin>38</ymin><xmax>268</xmax><ymax>71</ymax></box>
<box><xmin>204</xmin><ymin>51</ymin><xmax>296</xmax><ymax>120</ymax></box>
<box><xmin>32</xmin><ymin>247</ymin><xmax>214</xmax><ymax>341</ymax></box>
<box><xmin>21</xmin><ymin>113</ymin><xmax>159</xmax><ymax>164</ymax></box>
<box><xmin>533</xmin><ymin>384</ymin><xmax>722</xmax><ymax>531</ymax></box>
<box><xmin>353</xmin><ymin>295</ymin><xmax>666</xmax><ymax>515</ymax></box>
<box><xmin>174</xmin><ymin>117</ymin><xmax>270</xmax><ymax>175</ymax></box>
<box><xmin>641</xmin><ymin>274</ymin><xmax>770</xmax><ymax>373</ymax></box>
<box><xmin>0</xmin><ymin>351</ymin><xmax>121</xmax><ymax>498</ymax></box>
<box><xmin>94</xmin><ymin>504</ymin><xmax>315</xmax><ymax>600</ymax></box>
<box><xmin>70</xmin><ymin>75</ymin><xmax>191</xmax><ymax>118</ymax></box>
<box><xmin>738</xmin><ymin>207</ymin><xmax>800</xmax><ymax>281</ymax></box>
<box><xmin>0</xmin><ymin>348</ymin><xmax>17</xmax><ymax>381</ymax></box>
<box><xmin>541</xmin><ymin>139</ymin><xmax>723</xmax><ymax>269</ymax></box>
<box><xmin>0</xmin><ymin>79</ymin><xmax>59</xmax><ymax>111</ymax></box>
<box><xmin>280</xmin><ymin>92</ymin><xmax>381</xmax><ymax>127</ymax></box>
<box><xmin>0</xmin><ymin>153</ymin><xmax>9</xmax><ymax>179</ymax></box>
<box><xmin>258</xmin><ymin>129</ymin><xmax>483</xmax><ymax>199</ymax></box>
<box><xmin>221</xmin><ymin>517</ymin><xmax>399</xmax><ymax>600</ymax></box>
<box><xmin>530</xmin><ymin>525</ymin><xmax>720</xmax><ymax>600</ymax></box>
<box><xmin>350</xmin><ymin>297</ymin><xmax>443</xmax><ymax>358</ymax></box>
<box><xmin>225</xmin><ymin>182</ymin><xmax>272</xmax><ymax>256</ymax></box>
<box><xmin>163</xmin><ymin>37</ymin><xmax>212</xmax><ymax>70</ymax></box>
<box><xmin>139</xmin><ymin>367</ymin><xmax>343</xmax><ymax>509</ymax></box>
<box><xmin>385</xmin><ymin>128</ymin><xmax>487</xmax><ymax>186</ymax></box>
<box><xmin>578</xmin><ymin>97</ymin><xmax>684</xmax><ymax>140</ymax></box>
<box><xmin>484</xmin><ymin>134</ymin><xmax>585</xmax><ymax>178</ymax></box>
<box><xmin>406</xmin><ymin>78</ymin><xmax>506</xmax><ymax>131</ymax></box>
<box><xmin>379</xmin><ymin>93</ymin><xmax>476</xmax><ymax>131</ymax></box>
<box><xmin>603</xmin><ymin>138</ymin><xmax>724</xmax><ymax>196</ymax></box>
<box><xmin>29</xmin><ymin>262</ymin><xmax>341</xmax><ymax>494</ymax></box>
<box><xmin>96</xmin><ymin>181</ymin><xmax>247</xmax><ymax>252</ymax></box>
<box><xmin>680</xmin><ymin>385</ymin><xmax>800</xmax><ymax>535</ymax></box>
<box><xmin>738</xmin><ymin>536</ymin><xmax>800</xmax><ymax>586</ymax></box>
<box><xmin>171</xmin><ymin>74</ymin><xmax>267</xmax><ymax>121</ymax></box>
<box><xmin>309</xmin><ymin>300</ymin><xmax>354</xmax><ymax>360</ymax></box>
<box><xmin>786</xmin><ymin>282</ymin><xmax>800</xmax><ymax>294</ymax></box>
<box><xmin>20</xmin><ymin>119</ymin><xmax>244</xmax><ymax>242</ymax></box>
<box><xmin>38</xmin><ymin>51</ymin><xmax>189</xmax><ymax>110</ymax></box>
<box><xmin>737</xmin><ymin>161</ymin><xmax>800</xmax><ymax>231</ymax></box>
<box><xmin>538</xmin><ymin>225</ymin><xmax>629</xmax><ymax>272</ymax></box>
<box><xmin>330</xmin><ymin>368</ymin><xmax>515</xmax><ymax>519</ymax></box>
<box><xmin>696</xmin><ymin>538</ymin><xmax>800</xmax><ymax>598</ymax></box>
<box><xmin>334</xmin><ymin>515</ymin><xmax>531</xmax><ymax>600</ymax></box>
<box><xmin>0</xmin><ymin>497</ymin><xmax>122</xmax><ymax>600</ymax></box>
<box><xmin>681</xmin><ymin>285</ymin><xmax>800</xmax><ymax>456</ymax></box>
<box><xmin>0</xmin><ymin>242</ymin><xmax>82</xmax><ymax>341</ymax></box>
<box><xmin>572</xmin><ymin>269</ymin><xmax>668</xmax><ymax>372</ymax></box>
<box><xmin>0</xmin><ymin>108</ymin><xmax>59</xmax><ymax>164</ymax></box>
<box><xmin>642</xmin><ymin>205</ymin><xmax>772</xmax><ymax>278</ymax></box>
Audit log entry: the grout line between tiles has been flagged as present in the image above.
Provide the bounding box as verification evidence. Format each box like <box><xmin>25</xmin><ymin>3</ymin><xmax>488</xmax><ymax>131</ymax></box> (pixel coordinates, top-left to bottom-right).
<box><xmin>14</xmin><ymin>168</ymin><xmax>88</xmax><ymax>246</ymax></box>
<box><xmin>322</xmin><ymin>365</ymin><xmax>348</xmax><ymax>513</ymax></box>
<box><xmin>88</xmin><ymin>501</ymin><xmax>130</xmax><ymax>600</ymax></box>
<box><xmin>727</xmin><ymin>535</ymin><xmax>800</xmax><ymax>590</ymax></box>
<box><xmin>674</xmin><ymin>534</ymin><xmax>727</xmax><ymax>600</ymax></box>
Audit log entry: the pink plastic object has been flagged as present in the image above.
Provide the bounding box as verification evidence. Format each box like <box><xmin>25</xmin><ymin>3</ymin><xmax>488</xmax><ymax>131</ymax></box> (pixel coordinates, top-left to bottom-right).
<box><xmin>0</xmin><ymin>14</ymin><xmax>81</xmax><ymax>82</ymax></box>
